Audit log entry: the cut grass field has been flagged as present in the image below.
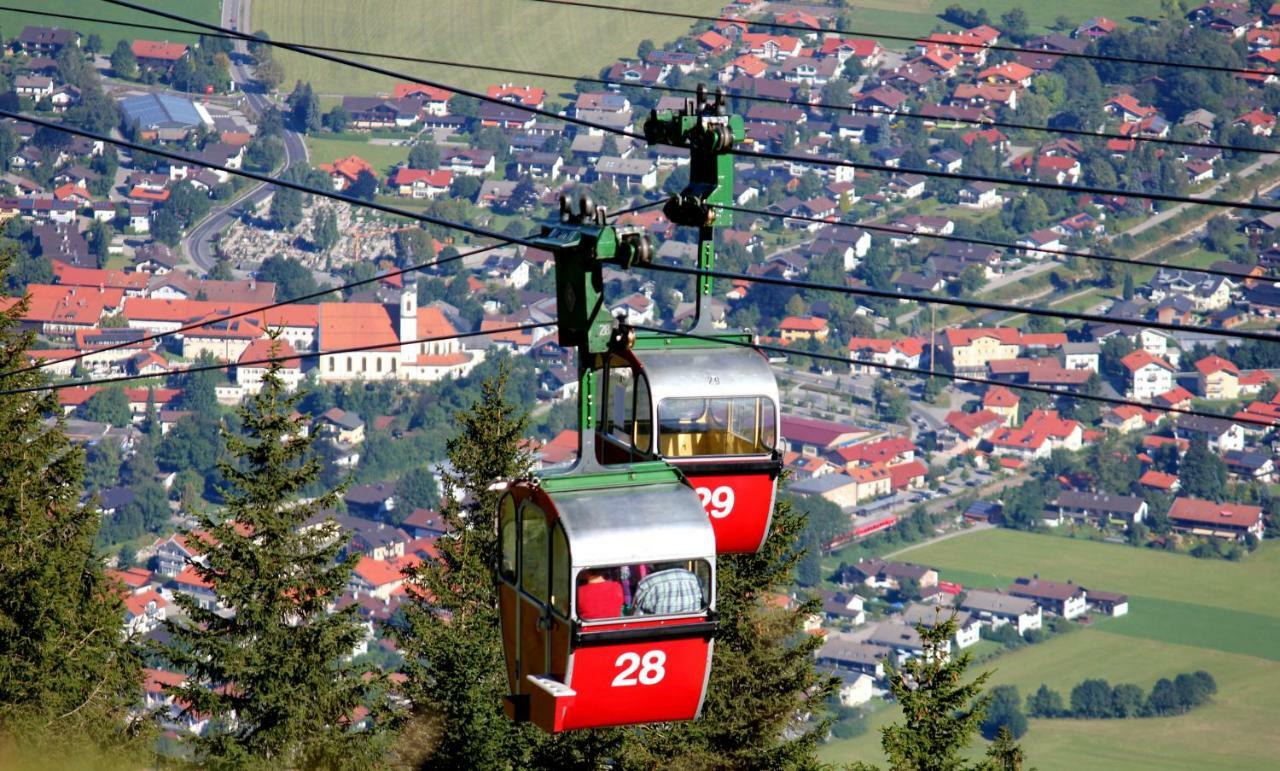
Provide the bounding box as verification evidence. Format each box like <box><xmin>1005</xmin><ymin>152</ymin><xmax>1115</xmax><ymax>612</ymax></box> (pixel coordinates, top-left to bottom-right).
<box><xmin>843</xmin><ymin>1</ymin><xmax>1168</xmax><ymax>46</ymax></box>
<box><xmin>252</xmin><ymin>0</ymin><xmax>727</xmax><ymax>97</ymax></box>
<box><xmin>0</xmin><ymin>1</ymin><xmax>219</xmax><ymax>51</ymax></box>
<box><xmin>306</xmin><ymin>136</ymin><xmax>410</xmax><ymax>174</ymax></box>
<box><xmin>819</xmin><ymin>530</ymin><xmax>1280</xmax><ymax>769</ymax></box>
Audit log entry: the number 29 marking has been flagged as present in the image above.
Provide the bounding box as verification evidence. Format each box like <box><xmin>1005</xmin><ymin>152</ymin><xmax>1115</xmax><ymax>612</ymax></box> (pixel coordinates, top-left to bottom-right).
<box><xmin>612</xmin><ymin>650</ymin><xmax>667</xmax><ymax>687</ymax></box>
<box><xmin>696</xmin><ymin>485</ymin><xmax>735</xmax><ymax>519</ymax></box>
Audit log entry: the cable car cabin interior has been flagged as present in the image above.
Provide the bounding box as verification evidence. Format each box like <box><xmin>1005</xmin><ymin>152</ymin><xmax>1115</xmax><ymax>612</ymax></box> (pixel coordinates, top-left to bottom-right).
<box><xmin>598</xmin><ymin>345</ymin><xmax>783</xmax><ymax>553</ymax></box>
<box><xmin>498</xmin><ymin>479</ymin><xmax>718</xmax><ymax>733</ymax></box>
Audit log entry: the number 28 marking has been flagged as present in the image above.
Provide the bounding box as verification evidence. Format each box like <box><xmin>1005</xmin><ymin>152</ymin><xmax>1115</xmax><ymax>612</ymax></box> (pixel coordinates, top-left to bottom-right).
<box><xmin>612</xmin><ymin>650</ymin><xmax>667</xmax><ymax>686</ymax></box>
<box><xmin>696</xmin><ymin>485</ymin><xmax>735</xmax><ymax>519</ymax></box>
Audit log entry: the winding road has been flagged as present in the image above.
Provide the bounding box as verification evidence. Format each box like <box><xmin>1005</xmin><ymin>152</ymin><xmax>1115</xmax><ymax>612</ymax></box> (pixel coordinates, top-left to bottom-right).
<box><xmin>181</xmin><ymin>0</ymin><xmax>307</xmax><ymax>272</ymax></box>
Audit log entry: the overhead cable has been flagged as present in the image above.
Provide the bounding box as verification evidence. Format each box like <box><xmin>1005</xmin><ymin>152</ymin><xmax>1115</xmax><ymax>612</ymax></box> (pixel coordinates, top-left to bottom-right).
<box><xmin>645</xmin><ymin>324</ymin><xmax>1279</xmax><ymax>428</ymax></box>
<box><xmin>721</xmin><ymin>203</ymin><xmax>1268</xmax><ymax>284</ymax></box>
<box><xmin>2</xmin><ymin>323</ymin><xmax>552</xmax><ymax>396</ymax></box>
<box><xmin>528</xmin><ymin>0</ymin><xmax>1280</xmax><ymax>80</ymax></box>
<box><xmin>96</xmin><ymin>0</ymin><xmax>645</xmax><ymax>140</ymax></box>
<box><xmin>13</xmin><ymin>6</ymin><xmax>1279</xmax><ymax>159</ymax></box>
<box><xmin>641</xmin><ymin>261</ymin><xmax>1280</xmax><ymax>344</ymax></box>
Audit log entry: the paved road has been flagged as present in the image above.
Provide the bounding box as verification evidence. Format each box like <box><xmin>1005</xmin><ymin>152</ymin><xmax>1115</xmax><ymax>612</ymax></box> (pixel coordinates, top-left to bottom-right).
<box><xmin>884</xmin><ymin>521</ymin><xmax>993</xmax><ymax>559</ymax></box>
<box><xmin>182</xmin><ymin>0</ymin><xmax>307</xmax><ymax>272</ymax></box>
<box><xmin>1120</xmin><ymin>152</ymin><xmax>1280</xmax><ymax>240</ymax></box>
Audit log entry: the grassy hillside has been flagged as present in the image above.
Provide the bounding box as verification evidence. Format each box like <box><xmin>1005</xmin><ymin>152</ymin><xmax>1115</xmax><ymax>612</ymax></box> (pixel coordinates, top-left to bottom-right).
<box><xmin>0</xmin><ymin>1</ymin><xmax>219</xmax><ymax>51</ymax></box>
<box><xmin>819</xmin><ymin>530</ymin><xmax>1280</xmax><ymax>769</ymax></box>
<box><xmin>843</xmin><ymin>0</ymin><xmax>1168</xmax><ymax>45</ymax></box>
<box><xmin>251</xmin><ymin>0</ymin><xmax>727</xmax><ymax>97</ymax></box>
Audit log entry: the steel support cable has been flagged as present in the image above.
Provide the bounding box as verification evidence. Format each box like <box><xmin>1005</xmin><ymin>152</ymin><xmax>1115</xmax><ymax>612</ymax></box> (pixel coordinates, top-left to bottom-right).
<box><xmin>528</xmin><ymin>0</ymin><xmax>1280</xmax><ymax>80</ymax></box>
<box><xmin>717</xmin><ymin>203</ymin><xmax>1269</xmax><ymax>284</ymax></box>
<box><xmin>732</xmin><ymin>145</ymin><xmax>1280</xmax><ymax>213</ymax></box>
<box><xmin>2</xmin><ymin>195</ymin><xmax>659</xmax><ymax>378</ymax></box>
<box><xmin>639</xmin><ymin>261</ymin><xmax>1280</xmax><ymax>344</ymax></box>
<box><xmin>0</xmin><ymin>323</ymin><xmax>553</xmax><ymax>396</ymax></box>
<box><xmin>12</xmin><ymin>6</ymin><xmax>1280</xmax><ymax>159</ymax></box>
<box><xmin>96</xmin><ymin>0</ymin><xmax>646</xmax><ymax>141</ymax></box>
<box><xmin>640</xmin><ymin>324</ymin><xmax>1279</xmax><ymax>428</ymax></box>
<box><xmin>94</xmin><ymin>0</ymin><xmax>1280</xmax><ymax>210</ymax></box>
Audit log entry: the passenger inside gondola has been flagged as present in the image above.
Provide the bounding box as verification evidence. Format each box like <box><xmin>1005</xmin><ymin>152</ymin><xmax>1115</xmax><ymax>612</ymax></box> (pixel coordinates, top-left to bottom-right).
<box><xmin>633</xmin><ymin>563</ymin><xmax>704</xmax><ymax>615</ymax></box>
<box><xmin>575</xmin><ymin>568</ymin><xmax>624</xmax><ymax>620</ymax></box>
<box><xmin>576</xmin><ymin>561</ymin><xmax>710</xmax><ymax>620</ymax></box>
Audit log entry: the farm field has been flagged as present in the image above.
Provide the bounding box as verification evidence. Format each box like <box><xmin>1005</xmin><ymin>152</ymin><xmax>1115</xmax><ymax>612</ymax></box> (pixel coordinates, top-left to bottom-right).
<box><xmin>843</xmin><ymin>0</ymin><xmax>1167</xmax><ymax>46</ymax></box>
<box><xmin>252</xmin><ymin>0</ymin><xmax>727</xmax><ymax>97</ymax></box>
<box><xmin>819</xmin><ymin>530</ymin><xmax>1280</xmax><ymax>769</ymax></box>
<box><xmin>0</xmin><ymin>1</ymin><xmax>218</xmax><ymax>51</ymax></box>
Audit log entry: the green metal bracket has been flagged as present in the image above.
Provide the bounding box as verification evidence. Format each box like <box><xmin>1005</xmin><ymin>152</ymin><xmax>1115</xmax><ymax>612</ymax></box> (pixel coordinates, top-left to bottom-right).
<box><xmin>530</xmin><ymin>193</ymin><xmax>654</xmax><ymax>355</ymax></box>
<box><xmin>539</xmin><ymin>461</ymin><xmax>681</xmax><ymax>494</ymax></box>
<box><xmin>630</xmin><ymin>328</ymin><xmax>752</xmax><ymax>351</ymax></box>
<box><xmin>643</xmin><ymin>85</ymin><xmax>744</xmax><ymax>320</ymax></box>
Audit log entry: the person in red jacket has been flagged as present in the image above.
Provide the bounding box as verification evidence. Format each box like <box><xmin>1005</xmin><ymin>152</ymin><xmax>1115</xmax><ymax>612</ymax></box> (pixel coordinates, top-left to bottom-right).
<box><xmin>576</xmin><ymin>568</ymin><xmax>624</xmax><ymax>620</ymax></box>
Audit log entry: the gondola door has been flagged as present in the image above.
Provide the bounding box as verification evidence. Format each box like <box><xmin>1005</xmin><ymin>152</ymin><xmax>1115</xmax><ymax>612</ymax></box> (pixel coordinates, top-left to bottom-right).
<box><xmin>517</xmin><ymin>501</ymin><xmax>551</xmax><ymax>691</ymax></box>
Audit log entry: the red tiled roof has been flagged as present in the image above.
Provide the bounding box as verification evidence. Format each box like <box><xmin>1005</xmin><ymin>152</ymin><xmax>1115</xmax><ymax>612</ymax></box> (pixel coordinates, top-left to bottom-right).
<box><xmin>945</xmin><ymin>409</ymin><xmax>1003</xmax><ymax>438</ymax></box>
<box><xmin>393</xmin><ymin>83</ymin><xmax>452</xmax><ymax>101</ymax></box>
<box><xmin>1121</xmin><ymin>349</ymin><xmax>1174</xmax><ymax>373</ymax></box>
<box><xmin>1195</xmin><ymin>355</ymin><xmax>1240</xmax><ymax>376</ymax></box>
<box><xmin>319</xmin><ymin>303</ymin><xmax>396</xmax><ymax>351</ymax></box>
<box><xmin>943</xmin><ymin>326</ymin><xmax>1021</xmax><ymax>347</ymax></box>
<box><xmin>1168</xmin><ymin>497</ymin><xmax>1262</xmax><ymax>529</ymax></box>
<box><xmin>983</xmin><ymin>385</ymin><xmax>1019</xmax><ymax>408</ymax></box>
<box><xmin>780</xmin><ymin>315</ymin><xmax>828</xmax><ymax>332</ymax></box>
<box><xmin>353</xmin><ymin>556</ymin><xmax>407</xmax><ymax>587</ymax></box>
<box><xmin>1139</xmin><ymin>470</ymin><xmax>1179</xmax><ymax>490</ymax></box>
<box><xmin>238</xmin><ymin>337</ymin><xmax>301</xmax><ymax>369</ymax></box>
<box><xmin>888</xmin><ymin>459</ymin><xmax>928</xmax><ymax>489</ymax></box>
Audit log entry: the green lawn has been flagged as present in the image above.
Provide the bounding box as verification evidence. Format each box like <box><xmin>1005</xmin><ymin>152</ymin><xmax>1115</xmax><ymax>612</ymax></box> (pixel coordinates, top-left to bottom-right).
<box><xmin>252</xmin><ymin>0</ymin><xmax>727</xmax><ymax>96</ymax></box>
<box><xmin>305</xmin><ymin>136</ymin><xmax>410</xmax><ymax>175</ymax></box>
<box><xmin>843</xmin><ymin>0</ymin><xmax>1168</xmax><ymax>48</ymax></box>
<box><xmin>0</xmin><ymin>1</ymin><xmax>219</xmax><ymax>51</ymax></box>
<box><xmin>820</xmin><ymin>530</ymin><xmax>1280</xmax><ymax>769</ymax></box>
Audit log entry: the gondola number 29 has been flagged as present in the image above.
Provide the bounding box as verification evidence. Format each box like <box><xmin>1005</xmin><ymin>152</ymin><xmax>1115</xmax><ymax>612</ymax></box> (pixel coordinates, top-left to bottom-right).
<box><xmin>696</xmin><ymin>486</ymin><xmax>735</xmax><ymax>519</ymax></box>
<box><xmin>612</xmin><ymin>650</ymin><xmax>667</xmax><ymax>686</ymax></box>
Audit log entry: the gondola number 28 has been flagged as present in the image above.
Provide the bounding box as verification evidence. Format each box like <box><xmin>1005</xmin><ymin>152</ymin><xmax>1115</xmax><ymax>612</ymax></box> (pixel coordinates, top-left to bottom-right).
<box><xmin>695</xmin><ymin>486</ymin><xmax>735</xmax><ymax>519</ymax></box>
<box><xmin>612</xmin><ymin>650</ymin><xmax>667</xmax><ymax>686</ymax></box>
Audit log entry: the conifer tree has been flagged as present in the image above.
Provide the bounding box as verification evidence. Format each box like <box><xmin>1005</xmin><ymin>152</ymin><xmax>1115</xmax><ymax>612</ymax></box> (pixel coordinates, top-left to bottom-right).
<box><xmin>849</xmin><ymin>614</ymin><xmax>1029</xmax><ymax>771</ymax></box>
<box><xmin>0</xmin><ymin>249</ymin><xmax>147</xmax><ymax>762</ymax></box>
<box><xmin>396</xmin><ymin>366</ymin><xmax>554</xmax><ymax>768</ymax></box>
<box><xmin>161</xmin><ymin>351</ymin><xmax>396</xmax><ymax>768</ymax></box>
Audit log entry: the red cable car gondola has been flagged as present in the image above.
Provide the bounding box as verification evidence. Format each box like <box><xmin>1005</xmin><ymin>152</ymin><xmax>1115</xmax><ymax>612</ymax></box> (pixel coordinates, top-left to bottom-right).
<box><xmin>597</xmin><ymin>337</ymin><xmax>782</xmax><ymax>554</ymax></box>
<box><xmin>498</xmin><ymin>468</ymin><xmax>718</xmax><ymax>732</ymax></box>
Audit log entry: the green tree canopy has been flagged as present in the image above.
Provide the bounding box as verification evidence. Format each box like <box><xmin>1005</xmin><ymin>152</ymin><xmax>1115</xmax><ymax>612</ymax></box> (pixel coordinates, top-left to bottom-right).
<box><xmin>161</xmin><ymin>358</ymin><xmax>397</xmax><ymax>766</ymax></box>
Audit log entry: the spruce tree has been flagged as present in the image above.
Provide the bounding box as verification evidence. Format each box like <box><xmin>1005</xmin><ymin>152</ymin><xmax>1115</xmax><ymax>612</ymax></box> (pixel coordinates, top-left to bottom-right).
<box><xmin>0</xmin><ymin>249</ymin><xmax>147</xmax><ymax>762</ymax></box>
<box><xmin>848</xmin><ymin>614</ymin><xmax>1026</xmax><ymax>771</ymax></box>
<box><xmin>161</xmin><ymin>351</ymin><xmax>395</xmax><ymax>768</ymax></box>
<box><xmin>395</xmin><ymin>366</ymin><xmax>553</xmax><ymax>768</ymax></box>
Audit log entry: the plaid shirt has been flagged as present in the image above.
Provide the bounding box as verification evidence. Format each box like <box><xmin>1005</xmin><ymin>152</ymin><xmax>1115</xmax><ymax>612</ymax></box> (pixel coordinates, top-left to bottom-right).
<box><xmin>633</xmin><ymin>569</ymin><xmax>703</xmax><ymax>615</ymax></box>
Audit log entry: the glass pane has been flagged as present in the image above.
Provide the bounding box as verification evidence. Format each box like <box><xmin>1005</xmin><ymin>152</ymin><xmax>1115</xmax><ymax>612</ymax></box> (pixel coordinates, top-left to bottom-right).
<box><xmin>520</xmin><ymin>504</ymin><xmax>548</xmax><ymax>602</ymax></box>
<box><xmin>659</xmin><ymin>397</ymin><xmax>774</xmax><ymax>457</ymax></box>
<box><xmin>577</xmin><ymin>559</ymin><xmax>712</xmax><ymax>621</ymax></box>
<box><xmin>499</xmin><ymin>494</ymin><xmax>516</xmax><ymax>580</ymax></box>
<box><xmin>633</xmin><ymin>375</ymin><xmax>652</xmax><ymax>454</ymax></box>
<box><xmin>607</xmin><ymin>362</ymin><xmax>634</xmax><ymax>445</ymax></box>
<box><xmin>550</xmin><ymin>524</ymin><xmax>570</xmax><ymax>617</ymax></box>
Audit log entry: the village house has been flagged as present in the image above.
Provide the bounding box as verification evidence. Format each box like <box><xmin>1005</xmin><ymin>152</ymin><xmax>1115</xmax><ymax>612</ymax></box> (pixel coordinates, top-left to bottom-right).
<box><xmin>958</xmin><ymin>589</ymin><xmax>1043</xmax><ymax>634</ymax></box>
<box><xmin>1120</xmin><ymin>349</ymin><xmax>1176</xmax><ymax>400</ymax></box>
<box><xmin>1048</xmin><ymin>490</ymin><xmax>1148</xmax><ymax>528</ymax></box>
<box><xmin>1168</xmin><ymin>497</ymin><xmax>1265</xmax><ymax>541</ymax></box>
<box><xmin>1008</xmin><ymin>577</ymin><xmax>1087</xmax><ymax>619</ymax></box>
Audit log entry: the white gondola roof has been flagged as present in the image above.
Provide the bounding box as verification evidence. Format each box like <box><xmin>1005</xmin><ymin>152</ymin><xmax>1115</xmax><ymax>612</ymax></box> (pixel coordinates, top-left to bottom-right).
<box><xmin>631</xmin><ymin>346</ymin><xmax>780</xmax><ymax>406</ymax></box>
<box><xmin>552</xmin><ymin>482</ymin><xmax>716</xmax><ymax>568</ymax></box>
